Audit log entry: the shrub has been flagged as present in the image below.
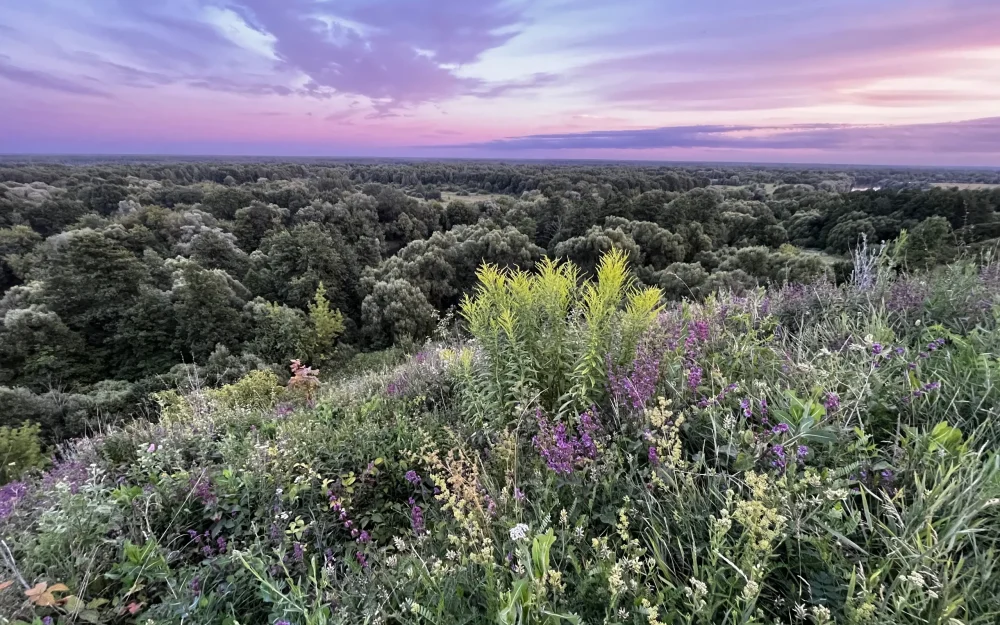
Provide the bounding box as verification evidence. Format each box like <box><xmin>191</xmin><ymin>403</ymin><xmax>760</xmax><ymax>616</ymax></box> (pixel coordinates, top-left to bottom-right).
<box><xmin>0</xmin><ymin>421</ymin><xmax>47</xmax><ymax>484</ymax></box>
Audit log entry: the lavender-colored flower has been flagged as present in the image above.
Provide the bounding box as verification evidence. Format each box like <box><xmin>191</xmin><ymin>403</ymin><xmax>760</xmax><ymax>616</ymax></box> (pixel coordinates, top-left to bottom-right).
<box><xmin>872</xmin><ymin>343</ymin><xmax>883</xmax><ymax>356</ymax></box>
<box><xmin>607</xmin><ymin>347</ymin><xmax>660</xmax><ymax>411</ymax></box>
<box><xmin>886</xmin><ymin>279</ymin><xmax>929</xmax><ymax>314</ymax></box>
<box><xmin>43</xmin><ymin>618</ymin><xmax>54</xmax><ymax>625</ymax></box>
<box><xmin>190</xmin><ymin>577</ymin><xmax>202</xmax><ymax>593</ymax></box>
<box><xmin>513</xmin><ymin>487</ymin><xmax>525</xmax><ymax>502</ymax></box>
<box><xmin>0</xmin><ymin>481</ymin><xmax>29</xmax><ymax>520</ymax></box>
<box><xmin>648</xmin><ymin>446</ymin><xmax>659</xmax><ymax>466</ymax></box>
<box><xmin>275</xmin><ymin>403</ymin><xmax>294</xmax><ymax>418</ymax></box>
<box><xmin>216</xmin><ymin>536</ymin><xmax>227</xmax><ymax>553</ymax></box>
<box><xmin>770</xmin><ymin>444</ymin><xmax>787</xmax><ymax>471</ymax></box>
<box><xmin>404</xmin><ymin>470</ymin><xmax>421</xmax><ymax>485</ymax></box>
<box><xmin>357</xmin><ymin>530</ymin><xmax>371</xmax><ymax>544</ymax></box>
<box><xmin>796</xmin><ymin>445</ymin><xmax>809</xmax><ymax>459</ymax></box>
<box><xmin>275</xmin><ymin>620</ymin><xmax>291</xmax><ymax>625</ymax></box>
<box><xmin>409</xmin><ymin>498</ymin><xmax>425</xmax><ymax>535</ymax></box>
<box><xmin>293</xmin><ymin>542</ymin><xmax>304</xmax><ymax>562</ymax></box>
<box><xmin>687</xmin><ymin>366</ymin><xmax>703</xmax><ymax>391</ymax></box>
<box><xmin>355</xmin><ymin>551</ymin><xmax>368</xmax><ymax>568</ymax></box>
<box><xmin>147</xmin><ymin>443</ymin><xmax>157</xmax><ymax>453</ymax></box>
<box><xmin>771</xmin><ymin>423</ymin><xmax>790</xmax><ymax>435</ymax></box>
<box><xmin>759</xmin><ymin>398</ymin><xmax>768</xmax><ymax>416</ymax></box>
<box><xmin>532</xmin><ymin>408</ymin><xmax>602</xmax><ymax>475</ymax></box>
<box><xmin>740</xmin><ymin>398</ymin><xmax>752</xmax><ymax>418</ymax></box>
<box><xmin>823</xmin><ymin>392</ymin><xmax>840</xmax><ymax>413</ymax></box>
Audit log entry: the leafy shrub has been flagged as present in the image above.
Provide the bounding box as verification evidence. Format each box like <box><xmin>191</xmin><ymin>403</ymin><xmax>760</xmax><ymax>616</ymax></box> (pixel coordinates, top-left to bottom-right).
<box><xmin>0</xmin><ymin>422</ymin><xmax>47</xmax><ymax>484</ymax></box>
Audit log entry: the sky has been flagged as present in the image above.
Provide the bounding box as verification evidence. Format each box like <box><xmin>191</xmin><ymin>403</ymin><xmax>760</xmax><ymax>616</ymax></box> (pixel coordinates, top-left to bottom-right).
<box><xmin>1</xmin><ymin>0</ymin><xmax>999</xmax><ymax>165</ymax></box>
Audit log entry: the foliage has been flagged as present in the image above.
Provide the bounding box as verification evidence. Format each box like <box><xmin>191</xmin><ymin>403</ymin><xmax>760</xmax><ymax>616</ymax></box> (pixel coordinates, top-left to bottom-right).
<box><xmin>0</xmin><ymin>422</ymin><xmax>47</xmax><ymax>484</ymax></box>
<box><xmin>460</xmin><ymin>249</ymin><xmax>661</xmax><ymax>420</ymax></box>
<box><xmin>4</xmin><ymin>238</ymin><xmax>1000</xmax><ymax>624</ymax></box>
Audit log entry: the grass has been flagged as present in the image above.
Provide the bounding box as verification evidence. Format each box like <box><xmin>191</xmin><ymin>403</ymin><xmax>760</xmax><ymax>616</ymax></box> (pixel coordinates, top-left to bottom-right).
<box><xmin>3</xmin><ymin>246</ymin><xmax>1000</xmax><ymax>625</ymax></box>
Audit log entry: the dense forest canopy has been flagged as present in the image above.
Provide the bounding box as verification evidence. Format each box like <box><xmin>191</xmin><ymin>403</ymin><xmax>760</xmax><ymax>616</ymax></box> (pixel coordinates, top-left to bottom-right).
<box><xmin>2</xmin><ymin>159</ymin><xmax>999</xmax><ymax>441</ymax></box>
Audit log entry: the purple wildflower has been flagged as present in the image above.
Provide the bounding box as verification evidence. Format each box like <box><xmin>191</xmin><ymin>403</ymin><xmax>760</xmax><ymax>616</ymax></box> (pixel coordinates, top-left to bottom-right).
<box><xmin>405</xmin><ymin>470</ymin><xmax>421</xmax><ymax>485</ymax></box>
<box><xmin>216</xmin><ymin>536</ymin><xmax>227</xmax><ymax>553</ymax></box>
<box><xmin>275</xmin><ymin>620</ymin><xmax>291</xmax><ymax>625</ymax></box>
<box><xmin>355</xmin><ymin>551</ymin><xmax>368</xmax><ymax>568</ymax></box>
<box><xmin>771</xmin><ymin>444</ymin><xmax>787</xmax><ymax>471</ymax></box>
<box><xmin>293</xmin><ymin>542</ymin><xmax>304</xmax><ymax>562</ymax></box>
<box><xmin>740</xmin><ymin>398</ymin><xmax>752</xmax><ymax>418</ymax></box>
<box><xmin>43</xmin><ymin>618</ymin><xmax>54</xmax><ymax>625</ymax></box>
<box><xmin>771</xmin><ymin>423</ymin><xmax>790</xmax><ymax>435</ymax></box>
<box><xmin>513</xmin><ymin>487</ymin><xmax>525</xmax><ymax>502</ymax></box>
<box><xmin>687</xmin><ymin>366</ymin><xmax>703</xmax><ymax>391</ymax></box>
<box><xmin>190</xmin><ymin>577</ymin><xmax>201</xmax><ymax>593</ymax></box>
<box><xmin>358</xmin><ymin>531</ymin><xmax>371</xmax><ymax>544</ymax></box>
<box><xmin>0</xmin><ymin>481</ymin><xmax>28</xmax><ymax>520</ymax></box>
<box><xmin>648</xmin><ymin>446</ymin><xmax>659</xmax><ymax>466</ymax></box>
<box><xmin>796</xmin><ymin>445</ymin><xmax>809</xmax><ymax>459</ymax></box>
<box><xmin>409</xmin><ymin>498</ymin><xmax>425</xmax><ymax>535</ymax></box>
<box><xmin>607</xmin><ymin>347</ymin><xmax>660</xmax><ymax>411</ymax></box>
<box><xmin>823</xmin><ymin>392</ymin><xmax>840</xmax><ymax>413</ymax></box>
<box><xmin>532</xmin><ymin>408</ymin><xmax>602</xmax><ymax>475</ymax></box>
<box><xmin>872</xmin><ymin>343</ymin><xmax>883</xmax><ymax>356</ymax></box>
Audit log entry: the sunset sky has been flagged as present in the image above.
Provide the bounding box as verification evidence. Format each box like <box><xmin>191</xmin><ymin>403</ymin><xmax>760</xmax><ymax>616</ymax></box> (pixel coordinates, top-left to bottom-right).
<box><xmin>1</xmin><ymin>0</ymin><xmax>999</xmax><ymax>165</ymax></box>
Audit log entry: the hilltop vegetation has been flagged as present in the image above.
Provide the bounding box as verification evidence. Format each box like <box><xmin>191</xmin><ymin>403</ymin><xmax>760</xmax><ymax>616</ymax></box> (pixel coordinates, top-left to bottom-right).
<box><xmin>1</xmin><ymin>160</ymin><xmax>999</xmax><ymax>444</ymax></box>
<box><xmin>3</xmin><ymin>245</ymin><xmax>1000</xmax><ymax>624</ymax></box>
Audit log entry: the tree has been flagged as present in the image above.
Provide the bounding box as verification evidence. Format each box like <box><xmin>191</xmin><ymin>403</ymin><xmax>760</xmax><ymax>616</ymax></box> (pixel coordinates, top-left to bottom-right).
<box><xmin>305</xmin><ymin>282</ymin><xmax>345</xmax><ymax>363</ymax></box>
<box><xmin>169</xmin><ymin>259</ymin><xmax>249</xmax><ymax>361</ymax></box>
<box><xmin>361</xmin><ymin>279</ymin><xmax>437</xmax><ymax>348</ymax></box>
<box><xmin>33</xmin><ymin>229</ymin><xmax>148</xmax><ymax>370</ymax></box>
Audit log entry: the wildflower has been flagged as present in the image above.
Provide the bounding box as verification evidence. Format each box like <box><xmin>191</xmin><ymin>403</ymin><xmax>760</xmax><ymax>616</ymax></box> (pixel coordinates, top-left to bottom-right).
<box><xmin>292</xmin><ymin>542</ymin><xmax>305</xmax><ymax>562</ymax></box>
<box><xmin>409</xmin><ymin>498</ymin><xmax>425</xmax><ymax>536</ymax></box>
<box><xmin>393</xmin><ymin>536</ymin><xmax>407</xmax><ymax>551</ymax></box>
<box><xmin>275</xmin><ymin>620</ymin><xmax>291</xmax><ymax>625</ymax></box>
<box><xmin>513</xmin><ymin>487</ymin><xmax>525</xmax><ymax>502</ymax></box>
<box><xmin>823</xmin><ymin>392</ymin><xmax>840</xmax><ymax>413</ymax></box>
<box><xmin>43</xmin><ymin>618</ymin><xmax>54</xmax><ymax>625</ymax></box>
<box><xmin>742</xmin><ymin>580</ymin><xmax>760</xmax><ymax>600</ymax></box>
<box><xmin>574</xmin><ymin>525</ymin><xmax>585</xmax><ymax>540</ymax></box>
<box><xmin>771</xmin><ymin>423</ymin><xmax>790</xmax><ymax>435</ymax></box>
<box><xmin>796</xmin><ymin>445</ymin><xmax>809</xmax><ymax>460</ymax></box>
<box><xmin>0</xmin><ymin>481</ymin><xmax>28</xmax><ymax>520</ymax></box>
<box><xmin>509</xmin><ymin>523</ymin><xmax>530</xmax><ymax>542</ymax></box>
<box><xmin>871</xmin><ymin>343</ymin><xmax>883</xmax><ymax>356</ymax></box>
<box><xmin>532</xmin><ymin>408</ymin><xmax>602</xmax><ymax>475</ymax></box>
<box><xmin>404</xmin><ymin>470</ymin><xmax>421</xmax><ymax>485</ymax></box>
<box><xmin>771</xmin><ymin>444</ymin><xmax>787</xmax><ymax>470</ymax></box>
<box><xmin>648</xmin><ymin>446</ymin><xmax>659</xmax><ymax>466</ymax></box>
<box><xmin>355</xmin><ymin>551</ymin><xmax>368</xmax><ymax>568</ymax></box>
<box><xmin>811</xmin><ymin>605</ymin><xmax>832</xmax><ymax>625</ymax></box>
<box><xmin>357</xmin><ymin>530</ymin><xmax>370</xmax><ymax>544</ymax></box>
<box><xmin>618</xmin><ymin>608</ymin><xmax>630</xmax><ymax>620</ymax></box>
<box><xmin>559</xmin><ymin>508</ymin><xmax>569</xmax><ymax>527</ymax></box>
<box><xmin>146</xmin><ymin>443</ymin><xmax>157</xmax><ymax>453</ymax></box>
<box><xmin>687</xmin><ymin>366</ymin><xmax>703</xmax><ymax>390</ymax></box>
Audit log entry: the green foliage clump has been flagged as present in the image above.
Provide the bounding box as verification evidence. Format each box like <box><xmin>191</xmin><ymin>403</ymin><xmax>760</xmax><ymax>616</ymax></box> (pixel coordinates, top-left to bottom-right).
<box><xmin>460</xmin><ymin>248</ymin><xmax>661</xmax><ymax>419</ymax></box>
<box><xmin>0</xmin><ymin>421</ymin><xmax>47</xmax><ymax>484</ymax></box>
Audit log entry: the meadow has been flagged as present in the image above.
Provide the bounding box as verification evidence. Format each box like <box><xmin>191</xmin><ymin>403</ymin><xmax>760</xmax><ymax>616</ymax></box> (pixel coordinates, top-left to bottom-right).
<box><xmin>3</xmin><ymin>240</ymin><xmax>1000</xmax><ymax>625</ymax></box>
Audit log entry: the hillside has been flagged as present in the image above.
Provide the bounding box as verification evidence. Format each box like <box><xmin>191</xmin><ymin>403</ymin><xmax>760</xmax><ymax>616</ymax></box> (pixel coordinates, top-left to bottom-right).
<box><xmin>3</xmin><ymin>247</ymin><xmax>1000</xmax><ymax>624</ymax></box>
<box><xmin>3</xmin><ymin>160</ymin><xmax>999</xmax><ymax>448</ymax></box>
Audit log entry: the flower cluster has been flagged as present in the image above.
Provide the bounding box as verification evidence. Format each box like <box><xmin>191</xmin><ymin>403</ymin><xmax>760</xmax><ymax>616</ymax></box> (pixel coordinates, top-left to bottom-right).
<box><xmin>607</xmin><ymin>346</ymin><xmax>660</xmax><ymax>411</ymax></box>
<box><xmin>0</xmin><ymin>480</ymin><xmax>28</xmax><ymax>520</ymax></box>
<box><xmin>532</xmin><ymin>407</ymin><xmax>602</xmax><ymax>475</ymax></box>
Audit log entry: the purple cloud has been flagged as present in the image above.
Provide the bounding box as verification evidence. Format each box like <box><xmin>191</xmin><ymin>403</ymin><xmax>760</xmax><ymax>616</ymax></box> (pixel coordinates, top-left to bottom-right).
<box><xmin>449</xmin><ymin>118</ymin><xmax>1000</xmax><ymax>154</ymax></box>
<box><xmin>235</xmin><ymin>0</ymin><xmax>525</xmax><ymax>105</ymax></box>
<box><xmin>0</xmin><ymin>55</ymin><xmax>111</xmax><ymax>98</ymax></box>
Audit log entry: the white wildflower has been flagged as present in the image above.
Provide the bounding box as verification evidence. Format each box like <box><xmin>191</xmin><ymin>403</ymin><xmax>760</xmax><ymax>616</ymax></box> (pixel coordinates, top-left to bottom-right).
<box><xmin>509</xmin><ymin>523</ymin><xmax>530</xmax><ymax>542</ymax></box>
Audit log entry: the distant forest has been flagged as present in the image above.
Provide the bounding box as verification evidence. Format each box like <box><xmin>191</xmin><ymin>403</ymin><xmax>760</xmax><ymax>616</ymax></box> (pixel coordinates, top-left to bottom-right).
<box><xmin>2</xmin><ymin>159</ymin><xmax>999</xmax><ymax>440</ymax></box>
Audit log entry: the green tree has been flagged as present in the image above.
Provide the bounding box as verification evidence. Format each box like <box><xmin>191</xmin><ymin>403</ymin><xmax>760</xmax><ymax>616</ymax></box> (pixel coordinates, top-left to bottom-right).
<box><xmin>0</xmin><ymin>421</ymin><xmax>47</xmax><ymax>484</ymax></box>
<box><xmin>305</xmin><ymin>282</ymin><xmax>345</xmax><ymax>363</ymax></box>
